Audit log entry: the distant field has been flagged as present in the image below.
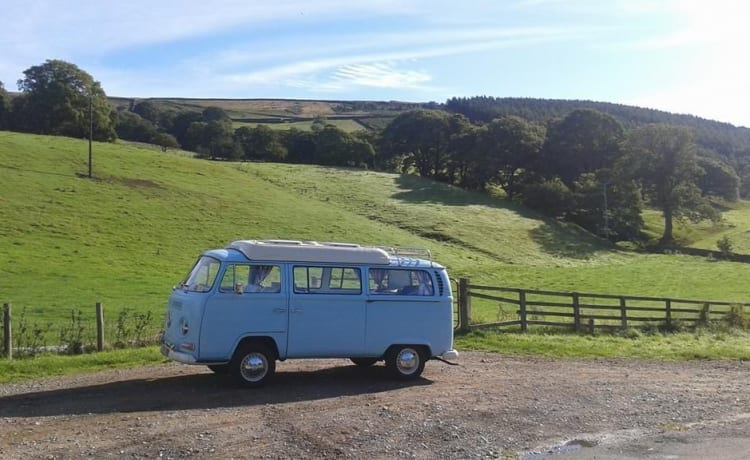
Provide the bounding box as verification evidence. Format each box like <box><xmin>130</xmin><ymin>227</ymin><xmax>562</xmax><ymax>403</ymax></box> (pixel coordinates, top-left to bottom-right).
<box><xmin>233</xmin><ymin>119</ymin><xmax>366</xmax><ymax>132</ymax></box>
<box><xmin>1</xmin><ymin>131</ymin><xmax>749</xmax><ymax>342</ymax></box>
<box><xmin>110</xmin><ymin>98</ymin><xmax>402</xmax><ymax>132</ymax></box>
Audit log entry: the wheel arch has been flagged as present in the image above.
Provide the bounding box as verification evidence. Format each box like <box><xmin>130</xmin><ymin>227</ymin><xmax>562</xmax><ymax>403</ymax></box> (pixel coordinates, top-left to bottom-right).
<box><xmin>234</xmin><ymin>335</ymin><xmax>280</xmax><ymax>361</ymax></box>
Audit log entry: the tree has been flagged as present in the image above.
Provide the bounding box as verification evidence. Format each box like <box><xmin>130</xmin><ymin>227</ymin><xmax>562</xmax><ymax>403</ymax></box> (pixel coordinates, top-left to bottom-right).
<box><xmin>314</xmin><ymin>125</ymin><xmax>374</xmax><ymax>167</ymax></box>
<box><xmin>234</xmin><ymin>125</ymin><xmax>286</xmax><ymax>161</ymax></box>
<box><xmin>282</xmin><ymin>129</ymin><xmax>318</xmax><ymax>164</ymax></box>
<box><xmin>541</xmin><ymin>109</ymin><xmax>624</xmax><ymax>185</ymax></box>
<box><xmin>13</xmin><ymin>59</ymin><xmax>116</xmax><ymax>140</ymax></box>
<box><xmin>169</xmin><ymin>111</ymin><xmax>203</xmax><ymax>147</ymax></box>
<box><xmin>696</xmin><ymin>156</ymin><xmax>739</xmax><ymax>201</ymax></box>
<box><xmin>132</xmin><ymin>100</ymin><xmax>161</xmax><ymax>124</ymax></box>
<box><xmin>623</xmin><ymin>125</ymin><xmax>717</xmax><ymax>246</ymax></box>
<box><xmin>519</xmin><ymin>177</ymin><xmax>575</xmax><ymax>218</ymax></box>
<box><xmin>568</xmin><ymin>172</ymin><xmax>643</xmax><ymax>240</ymax></box>
<box><xmin>115</xmin><ymin>110</ymin><xmax>158</xmax><ymax>143</ymax></box>
<box><xmin>201</xmin><ymin>106</ymin><xmax>230</xmax><ymax>123</ymax></box>
<box><xmin>381</xmin><ymin>110</ymin><xmax>462</xmax><ymax>180</ymax></box>
<box><xmin>481</xmin><ymin>116</ymin><xmax>545</xmax><ymax>199</ymax></box>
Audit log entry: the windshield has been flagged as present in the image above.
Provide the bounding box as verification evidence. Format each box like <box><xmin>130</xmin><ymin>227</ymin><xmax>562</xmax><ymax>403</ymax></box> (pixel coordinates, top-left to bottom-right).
<box><xmin>179</xmin><ymin>256</ymin><xmax>221</xmax><ymax>292</ymax></box>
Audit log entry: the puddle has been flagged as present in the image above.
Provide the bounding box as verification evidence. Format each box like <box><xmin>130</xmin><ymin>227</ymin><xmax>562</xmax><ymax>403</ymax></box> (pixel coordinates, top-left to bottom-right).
<box><xmin>522</xmin><ymin>439</ymin><xmax>597</xmax><ymax>459</ymax></box>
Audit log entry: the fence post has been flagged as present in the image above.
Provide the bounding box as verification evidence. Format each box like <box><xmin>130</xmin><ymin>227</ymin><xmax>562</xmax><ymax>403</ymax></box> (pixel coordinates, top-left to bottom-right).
<box><xmin>519</xmin><ymin>289</ymin><xmax>527</xmax><ymax>333</ymax></box>
<box><xmin>458</xmin><ymin>278</ymin><xmax>471</xmax><ymax>333</ymax></box>
<box><xmin>96</xmin><ymin>302</ymin><xmax>104</xmax><ymax>352</ymax></box>
<box><xmin>3</xmin><ymin>303</ymin><xmax>11</xmax><ymax>360</ymax></box>
<box><xmin>588</xmin><ymin>317</ymin><xmax>595</xmax><ymax>335</ymax></box>
<box><xmin>665</xmin><ymin>299</ymin><xmax>672</xmax><ymax>326</ymax></box>
<box><xmin>619</xmin><ymin>297</ymin><xmax>627</xmax><ymax>330</ymax></box>
<box><xmin>572</xmin><ymin>292</ymin><xmax>581</xmax><ymax>332</ymax></box>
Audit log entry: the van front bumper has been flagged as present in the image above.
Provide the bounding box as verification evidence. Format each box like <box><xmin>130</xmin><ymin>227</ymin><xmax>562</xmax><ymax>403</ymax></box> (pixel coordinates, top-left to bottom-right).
<box><xmin>161</xmin><ymin>342</ymin><xmax>197</xmax><ymax>364</ymax></box>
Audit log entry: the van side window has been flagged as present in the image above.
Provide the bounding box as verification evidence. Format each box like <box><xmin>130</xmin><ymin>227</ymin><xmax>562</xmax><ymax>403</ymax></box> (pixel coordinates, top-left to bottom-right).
<box><xmin>294</xmin><ymin>266</ymin><xmax>361</xmax><ymax>294</ymax></box>
<box><xmin>220</xmin><ymin>264</ymin><xmax>281</xmax><ymax>293</ymax></box>
<box><xmin>370</xmin><ymin>269</ymin><xmax>434</xmax><ymax>296</ymax></box>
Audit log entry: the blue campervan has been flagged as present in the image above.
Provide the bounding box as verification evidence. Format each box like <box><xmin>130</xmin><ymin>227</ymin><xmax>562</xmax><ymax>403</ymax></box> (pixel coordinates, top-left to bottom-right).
<box><xmin>160</xmin><ymin>239</ymin><xmax>458</xmax><ymax>387</ymax></box>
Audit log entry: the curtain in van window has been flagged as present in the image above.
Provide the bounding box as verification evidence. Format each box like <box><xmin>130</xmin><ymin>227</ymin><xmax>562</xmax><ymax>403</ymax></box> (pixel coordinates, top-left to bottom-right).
<box><xmin>415</xmin><ymin>271</ymin><xmax>434</xmax><ymax>295</ymax></box>
<box><xmin>249</xmin><ymin>265</ymin><xmax>273</xmax><ymax>285</ymax></box>
<box><xmin>370</xmin><ymin>269</ymin><xmax>387</xmax><ymax>290</ymax></box>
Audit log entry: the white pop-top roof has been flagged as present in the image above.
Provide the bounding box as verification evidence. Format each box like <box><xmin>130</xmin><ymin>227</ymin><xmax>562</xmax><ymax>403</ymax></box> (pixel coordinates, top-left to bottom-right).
<box><xmin>228</xmin><ymin>239</ymin><xmax>396</xmax><ymax>264</ymax></box>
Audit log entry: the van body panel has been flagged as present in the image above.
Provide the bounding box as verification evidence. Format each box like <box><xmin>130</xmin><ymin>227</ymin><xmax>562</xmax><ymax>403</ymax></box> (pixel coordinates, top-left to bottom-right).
<box><xmin>287</xmin><ymin>292</ymin><xmax>366</xmax><ymax>357</ymax></box>
<box><xmin>364</xmin><ymin>297</ymin><xmax>454</xmax><ymax>357</ymax></box>
<box><xmin>200</xmin><ymin>290</ymin><xmax>289</xmax><ymax>361</ymax></box>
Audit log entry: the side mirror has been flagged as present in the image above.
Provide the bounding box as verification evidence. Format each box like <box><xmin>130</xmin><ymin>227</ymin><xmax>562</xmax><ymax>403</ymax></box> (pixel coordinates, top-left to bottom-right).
<box><xmin>234</xmin><ymin>283</ymin><xmax>244</xmax><ymax>295</ymax></box>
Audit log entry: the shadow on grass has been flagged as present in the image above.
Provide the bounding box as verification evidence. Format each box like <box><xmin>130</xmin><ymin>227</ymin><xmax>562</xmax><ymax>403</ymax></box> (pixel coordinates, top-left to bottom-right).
<box><xmin>0</xmin><ymin>363</ymin><xmax>431</xmax><ymax>418</ymax></box>
<box><xmin>391</xmin><ymin>174</ymin><xmax>615</xmax><ymax>260</ymax></box>
<box><xmin>527</xmin><ymin>220</ymin><xmax>614</xmax><ymax>260</ymax></box>
<box><xmin>391</xmin><ymin>175</ymin><xmax>521</xmax><ymax>209</ymax></box>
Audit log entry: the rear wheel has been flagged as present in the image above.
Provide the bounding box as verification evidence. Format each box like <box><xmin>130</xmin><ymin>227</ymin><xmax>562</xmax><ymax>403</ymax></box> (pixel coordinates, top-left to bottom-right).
<box><xmin>230</xmin><ymin>343</ymin><xmax>276</xmax><ymax>388</ymax></box>
<box><xmin>350</xmin><ymin>357</ymin><xmax>378</xmax><ymax>367</ymax></box>
<box><xmin>386</xmin><ymin>345</ymin><xmax>426</xmax><ymax>380</ymax></box>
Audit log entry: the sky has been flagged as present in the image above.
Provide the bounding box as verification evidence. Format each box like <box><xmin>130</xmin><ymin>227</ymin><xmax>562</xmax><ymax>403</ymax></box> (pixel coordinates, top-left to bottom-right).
<box><xmin>1</xmin><ymin>0</ymin><xmax>748</xmax><ymax>127</ymax></box>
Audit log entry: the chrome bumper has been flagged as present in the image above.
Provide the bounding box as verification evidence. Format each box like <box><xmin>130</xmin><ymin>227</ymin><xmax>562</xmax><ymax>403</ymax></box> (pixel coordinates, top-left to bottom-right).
<box><xmin>160</xmin><ymin>342</ymin><xmax>197</xmax><ymax>364</ymax></box>
<box><xmin>440</xmin><ymin>349</ymin><xmax>459</xmax><ymax>362</ymax></box>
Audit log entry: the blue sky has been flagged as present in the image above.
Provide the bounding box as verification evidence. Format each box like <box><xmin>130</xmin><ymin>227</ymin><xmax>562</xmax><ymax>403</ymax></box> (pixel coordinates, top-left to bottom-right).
<box><xmin>1</xmin><ymin>0</ymin><xmax>748</xmax><ymax>127</ymax></box>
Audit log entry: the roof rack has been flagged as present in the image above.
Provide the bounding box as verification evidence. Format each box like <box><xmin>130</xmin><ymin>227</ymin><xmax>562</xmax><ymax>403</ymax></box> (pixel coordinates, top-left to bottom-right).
<box><xmin>378</xmin><ymin>246</ymin><xmax>432</xmax><ymax>262</ymax></box>
<box><xmin>226</xmin><ymin>240</ymin><xmax>432</xmax><ymax>264</ymax></box>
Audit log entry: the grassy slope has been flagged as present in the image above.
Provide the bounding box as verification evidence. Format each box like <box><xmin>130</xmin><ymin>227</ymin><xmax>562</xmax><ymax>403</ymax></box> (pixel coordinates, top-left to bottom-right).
<box><xmin>1</xmin><ymin>131</ymin><xmax>749</xmax><ymax>331</ymax></box>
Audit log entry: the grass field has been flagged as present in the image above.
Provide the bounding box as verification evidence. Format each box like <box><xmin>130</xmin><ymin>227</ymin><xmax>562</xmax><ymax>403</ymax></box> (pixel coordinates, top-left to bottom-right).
<box><xmin>1</xmin><ymin>131</ymin><xmax>749</xmax><ymax>348</ymax></box>
<box><xmin>232</xmin><ymin>119</ymin><xmax>366</xmax><ymax>132</ymax></box>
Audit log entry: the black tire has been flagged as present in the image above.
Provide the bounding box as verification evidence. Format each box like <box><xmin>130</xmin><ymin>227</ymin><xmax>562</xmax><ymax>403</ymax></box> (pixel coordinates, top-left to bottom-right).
<box><xmin>350</xmin><ymin>357</ymin><xmax>378</xmax><ymax>367</ymax></box>
<box><xmin>207</xmin><ymin>364</ymin><xmax>229</xmax><ymax>374</ymax></box>
<box><xmin>230</xmin><ymin>343</ymin><xmax>276</xmax><ymax>388</ymax></box>
<box><xmin>386</xmin><ymin>345</ymin><xmax>426</xmax><ymax>380</ymax></box>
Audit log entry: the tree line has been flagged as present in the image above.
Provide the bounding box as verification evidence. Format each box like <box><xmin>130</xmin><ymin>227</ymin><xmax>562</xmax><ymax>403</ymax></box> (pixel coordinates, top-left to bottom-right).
<box><xmin>0</xmin><ymin>60</ymin><xmax>743</xmax><ymax>246</ymax></box>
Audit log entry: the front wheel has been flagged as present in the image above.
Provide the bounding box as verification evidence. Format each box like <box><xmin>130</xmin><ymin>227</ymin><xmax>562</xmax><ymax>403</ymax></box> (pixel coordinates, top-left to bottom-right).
<box><xmin>386</xmin><ymin>345</ymin><xmax>426</xmax><ymax>380</ymax></box>
<box><xmin>230</xmin><ymin>343</ymin><xmax>276</xmax><ymax>388</ymax></box>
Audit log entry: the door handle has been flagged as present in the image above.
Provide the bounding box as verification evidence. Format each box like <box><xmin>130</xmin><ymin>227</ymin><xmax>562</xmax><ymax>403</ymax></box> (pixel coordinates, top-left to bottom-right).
<box><xmin>291</xmin><ymin>308</ymin><xmax>303</xmax><ymax>314</ymax></box>
<box><xmin>272</xmin><ymin>308</ymin><xmax>288</xmax><ymax>314</ymax></box>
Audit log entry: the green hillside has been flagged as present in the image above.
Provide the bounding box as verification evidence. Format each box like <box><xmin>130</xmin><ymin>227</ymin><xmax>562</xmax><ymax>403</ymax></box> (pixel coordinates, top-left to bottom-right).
<box><xmin>1</xmin><ymin>131</ymin><xmax>749</xmax><ymax>333</ymax></box>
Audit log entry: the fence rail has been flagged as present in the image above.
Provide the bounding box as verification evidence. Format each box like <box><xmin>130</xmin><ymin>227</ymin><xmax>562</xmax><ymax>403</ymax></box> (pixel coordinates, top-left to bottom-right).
<box><xmin>455</xmin><ymin>279</ymin><xmax>748</xmax><ymax>333</ymax></box>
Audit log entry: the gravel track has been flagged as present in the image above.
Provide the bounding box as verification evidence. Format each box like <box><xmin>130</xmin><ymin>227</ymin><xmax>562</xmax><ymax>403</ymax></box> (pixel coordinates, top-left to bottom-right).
<box><xmin>1</xmin><ymin>352</ymin><xmax>749</xmax><ymax>459</ymax></box>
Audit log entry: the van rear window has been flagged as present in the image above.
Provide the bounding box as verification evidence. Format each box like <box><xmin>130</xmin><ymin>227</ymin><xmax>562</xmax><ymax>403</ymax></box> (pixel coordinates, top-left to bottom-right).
<box><xmin>369</xmin><ymin>269</ymin><xmax>434</xmax><ymax>296</ymax></box>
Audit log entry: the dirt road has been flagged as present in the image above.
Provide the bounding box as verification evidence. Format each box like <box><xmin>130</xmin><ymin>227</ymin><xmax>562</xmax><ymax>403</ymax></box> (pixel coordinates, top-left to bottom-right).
<box><xmin>1</xmin><ymin>352</ymin><xmax>749</xmax><ymax>459</ymax></box>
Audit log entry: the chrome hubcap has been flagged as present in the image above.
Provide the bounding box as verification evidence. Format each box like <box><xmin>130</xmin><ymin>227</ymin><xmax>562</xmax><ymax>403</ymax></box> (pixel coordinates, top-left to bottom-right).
<box><xmin>240</xmin><ymin>353</ymin><xmax>268</xmax><ymax>382</ymax></box>
<box><xmin>396</xmin><ymin>348</ymin><xmax>419</xmax><ymax>374</ymax></box>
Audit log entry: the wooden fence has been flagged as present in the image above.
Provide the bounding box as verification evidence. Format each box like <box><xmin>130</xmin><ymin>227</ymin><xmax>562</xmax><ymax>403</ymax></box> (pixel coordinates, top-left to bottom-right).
<box><xmin>1</xmin><ymin>302</ymin><xmax>154</xmax><ymax>360</ymax></box>
<box><xmin>454</xmin><ymin>278</ymin><xmax>748</xmax><ymax>334</ymax></box>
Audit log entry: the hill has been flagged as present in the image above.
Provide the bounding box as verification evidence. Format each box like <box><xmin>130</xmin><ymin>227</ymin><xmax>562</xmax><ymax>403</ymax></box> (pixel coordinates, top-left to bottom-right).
<box><xmin>109</xmin><ymin>96</ymin><xmax>750</xmax><ymax>162</ymax></box>
<box><xmin>1</xmin><ymin>131</ymin><xmax>749</xmax><ymax>331</ymax></box>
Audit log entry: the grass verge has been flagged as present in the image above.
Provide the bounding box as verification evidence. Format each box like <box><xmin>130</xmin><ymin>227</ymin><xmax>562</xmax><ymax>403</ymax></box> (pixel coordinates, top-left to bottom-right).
<box><xmin>0</xmin><ymin>347</ymin><xmax>165</xmax><ymax>384</ymax></box>
<box><xmin>455</xmin><ymin>328</ymin><xmax>750</xmax><ymax>360</ymax></box>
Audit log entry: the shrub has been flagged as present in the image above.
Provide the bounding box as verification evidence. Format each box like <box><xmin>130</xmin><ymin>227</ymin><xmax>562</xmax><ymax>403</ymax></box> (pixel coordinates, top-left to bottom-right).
<box><xmin>717</xmin><ymin>236</ymin><xmax>733</xmax><ymax>255</ymax></box>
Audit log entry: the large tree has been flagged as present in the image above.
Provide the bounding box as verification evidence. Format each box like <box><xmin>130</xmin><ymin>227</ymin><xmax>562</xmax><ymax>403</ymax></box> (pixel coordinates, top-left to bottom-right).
<box><xmin>696</xmin><ymin>156</ymin><xmax>740</xmax><ymax>202</ymax></box>
<box><xmin>481</xmin><ymin>116</ymin><xmax>545</xmax><ymax>199</ymax></box>
<box><xmin>13</xmin><ymin>59</ymin><xmax>116</xmax><ymax>140</ymax></box>
<box><xmin>234</xmin><ymin>125</ymin><xmax>286</xmax><ymax>162</ymax></box>
<box><xmin>623</xmin><ymin>124</ymin><xmax>716</xmax><ymax>246</ymax></box>
<box><xmin>381</xmin><ymin>110</ymin><xmax>461</xmax><ymax>179</ymax></box>
<box><xmin>541</xmin><ymin>109</ymin><xmax>624</xmax><ymax>186</ymax></box>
